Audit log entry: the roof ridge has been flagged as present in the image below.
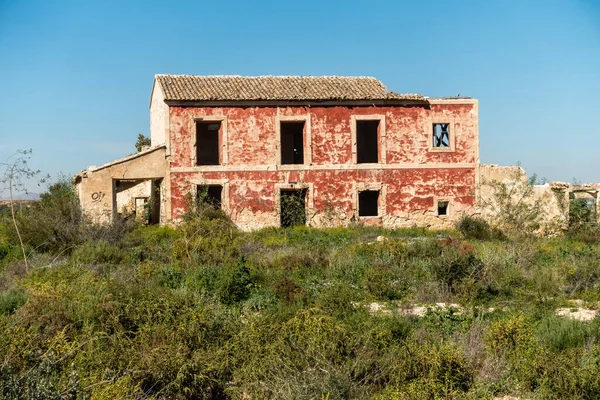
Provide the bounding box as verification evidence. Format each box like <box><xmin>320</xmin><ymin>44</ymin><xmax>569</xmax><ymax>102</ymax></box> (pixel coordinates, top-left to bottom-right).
<box><xmin>156</xmin><ymin>74</ymin><xmax>382</xmax><ymax>79</ymax></box>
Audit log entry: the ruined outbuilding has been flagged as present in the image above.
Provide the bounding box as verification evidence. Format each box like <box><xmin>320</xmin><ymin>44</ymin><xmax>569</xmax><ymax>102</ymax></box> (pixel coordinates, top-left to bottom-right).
<box><xmin>479</xmin><ymin>164</ymin><xmax>600</xmax><ymax>233</ymax></box>
<box><xmin>76</xmin><ymin>75</ymin><xmax>481</xmax><ymax>229</ymax></box>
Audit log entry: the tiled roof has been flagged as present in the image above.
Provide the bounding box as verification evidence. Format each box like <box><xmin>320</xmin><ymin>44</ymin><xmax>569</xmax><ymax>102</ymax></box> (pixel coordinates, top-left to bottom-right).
<box><xmin>155</xmin><ymin>75</ymin><xmax>425</xmax><ymax>102</ymax></box>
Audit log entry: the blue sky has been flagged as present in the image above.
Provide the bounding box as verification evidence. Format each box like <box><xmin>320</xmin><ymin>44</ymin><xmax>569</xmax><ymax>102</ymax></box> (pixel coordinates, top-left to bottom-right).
<box><xmin>1</xmin><ymin>0</ymin><xmax>599</xmax><ymax>194</ymax></box>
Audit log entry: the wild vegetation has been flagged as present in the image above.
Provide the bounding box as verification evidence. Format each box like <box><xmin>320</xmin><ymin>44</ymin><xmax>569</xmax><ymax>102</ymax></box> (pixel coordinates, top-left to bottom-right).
<box><xmin>2</xmin><ymin>177</ymin><xmax>600</xmax><ymax>399</ymax></box>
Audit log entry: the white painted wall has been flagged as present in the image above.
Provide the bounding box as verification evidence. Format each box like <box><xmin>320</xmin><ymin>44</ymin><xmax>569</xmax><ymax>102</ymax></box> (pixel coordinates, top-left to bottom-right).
<box><xmin>149</xmin><ymin>81</ymin><xmax>168</xmax><ymax>148</ymax></box>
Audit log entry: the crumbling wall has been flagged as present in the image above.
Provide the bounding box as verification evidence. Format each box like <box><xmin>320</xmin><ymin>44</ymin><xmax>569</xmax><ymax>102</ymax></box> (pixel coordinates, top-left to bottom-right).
<box><xmin>168</xmin><ymin>100</ymin><xmax>479</xmax><ymax>230</ymax></box>
<box><xmin>479</xmin><ymin>164</ymin><xmax>600</xmax><ymax>234</ymax></box>
<box><xmin>115</xmin><ymin>180</ymin><xmax>152</xmax><ymax>217</ymax></box>
<box><xmin>75</xmin><ymin>147</ymin><xmax>168</xmax><ymax>223</ymax></box>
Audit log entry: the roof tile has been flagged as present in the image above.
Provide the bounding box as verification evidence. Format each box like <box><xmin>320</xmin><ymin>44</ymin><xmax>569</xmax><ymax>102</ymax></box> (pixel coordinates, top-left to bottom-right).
<box><xmin>155</xmin><ymin>75</ymin><xmax>424</xmax><ymax>102</ymax></box>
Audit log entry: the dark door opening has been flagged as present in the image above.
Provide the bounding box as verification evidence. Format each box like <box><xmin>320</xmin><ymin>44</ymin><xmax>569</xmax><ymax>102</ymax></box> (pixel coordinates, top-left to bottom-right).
<box><xmin>150</xmin><ymin>179</ymin><xmax>162</xmax><ymax>224</ymax></box>
<box><xmin>280</xmin><ymin>189</ymin><xmax>307</xmax><ymax>227</ymax></box>
<box><xmin>280</xmin><ymin>121</ymin><xmax>305</xmax><ymax>165</ymax></box>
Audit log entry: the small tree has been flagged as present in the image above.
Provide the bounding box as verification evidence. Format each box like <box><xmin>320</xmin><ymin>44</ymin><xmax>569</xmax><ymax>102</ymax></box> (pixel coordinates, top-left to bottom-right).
<box><xmin>479</xmin><ymin>168</ymin><xmax>543</xmax><ymax>237</ymax></box>
<box><xmin>135</xmin><ymin>134</ymin><xmax>151</xmax><ymax>152</ymax></box>
<box><xmin>0</xmin><ymin>150</ymin><xmax>40</xmax><ymax>271</ymax></box>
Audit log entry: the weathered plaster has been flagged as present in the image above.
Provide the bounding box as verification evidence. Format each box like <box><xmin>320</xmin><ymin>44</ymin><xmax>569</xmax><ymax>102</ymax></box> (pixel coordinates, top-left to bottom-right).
<box><xmin>149</xmin><ymin>83</ymin><xmax>169</xmax><ymax>151</ymax></box>
<box><xmin>478</xmin><ymin>164</ymin><xmax>600</xmax><ymax>233</ymax></box>
<box><xmin>75</xmin><ymin>147</ymin><xmax>168</xmax><ymax>223</ymax></box>
<box><xmin>115</xmin><ymin>180</ymin><xmax>152</xmax><ymax>218</ymax></box>
<box><xmin>165</xmin><ymin>101</ymin><xmax>478</xmax><ymax>230</ymax></box>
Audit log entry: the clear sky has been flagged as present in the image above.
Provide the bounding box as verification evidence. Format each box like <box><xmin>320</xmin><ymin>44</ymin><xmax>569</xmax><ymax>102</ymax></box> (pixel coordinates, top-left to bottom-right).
<box><xmin>1</xmin><ymin>0</ymin><xmax>599</xmax><ymax>194</ymax></box>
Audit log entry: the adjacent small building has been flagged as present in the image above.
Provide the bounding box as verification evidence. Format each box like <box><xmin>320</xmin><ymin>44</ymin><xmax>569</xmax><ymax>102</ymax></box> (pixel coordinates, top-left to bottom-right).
<box><xmin>75</xmin><ymin>75</ymin><xmax>480</xmax><ymax>229</ymax></box>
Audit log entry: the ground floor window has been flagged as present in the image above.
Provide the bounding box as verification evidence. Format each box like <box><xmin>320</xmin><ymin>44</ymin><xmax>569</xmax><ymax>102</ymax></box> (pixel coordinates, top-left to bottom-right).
<box><xmin>359</xmin><ymin>190</ymin><xmax>379</xmax><ymax>217</ymax></box>
<box><xmin>197</xmin><ymin>184</ymin><xmax>223</xmax><ymax>209</ymax></box>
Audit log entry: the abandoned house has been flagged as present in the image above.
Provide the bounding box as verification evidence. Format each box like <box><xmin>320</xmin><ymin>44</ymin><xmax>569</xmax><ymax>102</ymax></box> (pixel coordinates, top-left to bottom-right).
<box><xmin>75</xmin><ymin>74</ymin><xmax>481</xmax><ymax>230</ymax></box>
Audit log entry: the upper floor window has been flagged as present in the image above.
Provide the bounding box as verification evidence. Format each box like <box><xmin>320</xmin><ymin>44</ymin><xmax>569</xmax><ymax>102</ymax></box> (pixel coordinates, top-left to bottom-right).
<box><xmin>280</xmin><ymin>121</ymin><xmax>305</xmax><ymax>165</ymax></box>
<box><xmin>432</xmin><ymin>123</ymin><xmax>450</xmax><ymax>148</ymax></box>
<box><xmin>196</xmin><ymin>121</ymin><xmax>221</xmax><ymax>165</ymax></box>
<box><xmin>356</xmin><ymin>120</ymin><xmax>379</xmax><ymax>163</ymax></box>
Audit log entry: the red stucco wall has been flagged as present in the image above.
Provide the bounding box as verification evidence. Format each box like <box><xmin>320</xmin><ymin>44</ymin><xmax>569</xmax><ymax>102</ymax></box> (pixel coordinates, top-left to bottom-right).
<box><xmin>167</xmin><ymin>101</ymin><xmax>478</xmax><ymax>229</ymax></box>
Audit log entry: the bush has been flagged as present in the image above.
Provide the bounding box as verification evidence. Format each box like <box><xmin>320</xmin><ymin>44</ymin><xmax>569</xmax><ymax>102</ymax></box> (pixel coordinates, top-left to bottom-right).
<box><xmin>71</xmin><ymin>240</ymin><xmax>127</xmax><ymax>265</ymax></box>
<box><xmin>215</xmin><ymin>262</ymin><xmax>253</xmax><ymax>305</ymax></box>
<box><xmin>455</xmin><ymin>215</ymin><xmax>505</xmax><ymax>241</ymax></box>
<box><xmin>174</xmin><ymin>194</ymin><xmax>239</xmax><ymax>265</ymax></box>
<box><xmin>456</xmin><ymin>215</ymin><xmax>492</xmax><ymax>240</ymax></box>
<box><xmin>272</xmin><ymin>277</ymin><xmax>306</xmax><ymax>304</ymax></box>
<box><xmin>430</xmin><ymin>239</ymin><xmax>483</xmax><ymax>292</ymax></box>
<box><xmin>0</xmin><ymin>288</ymin><xmax>27</xmax><ymax>315</ymax></box>
<box><xmin>536</xmin><ymin>315</ymin><xmax>599</xmax><ymax>351</ymax></box>
<box><xmin>12</xmin><ymin>178</ymin><xmax>84</xmax><ymax>253</ymax></box>
<box><xmin>363</xmin><ymin>264</ymin><xmax>408</xmax><ymax>300</ymax></box>
<box><xmin>486</xmin><ymin>314</ymin><xmax>535</xmax><ymax>356</ymax></box>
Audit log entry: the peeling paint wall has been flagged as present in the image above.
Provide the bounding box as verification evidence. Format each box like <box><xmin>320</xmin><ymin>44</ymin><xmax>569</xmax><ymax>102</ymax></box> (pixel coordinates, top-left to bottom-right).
<box><xmin>168</xmin><ymin>100</ymin><xmax>479</xmax><ymax>230</ymax></box>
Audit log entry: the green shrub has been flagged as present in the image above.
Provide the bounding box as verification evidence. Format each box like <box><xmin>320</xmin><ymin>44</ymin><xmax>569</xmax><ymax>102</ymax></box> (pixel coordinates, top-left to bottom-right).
<box><xmin>215</xmin><ymin>262</ymin><xmax>253</xmax><ymax>305</ymax></box>
<box><xmin>0</xmin><ymin>288</ymin><xmax>27</xmax><ymax>315</ymax></box>
<box><xmin>569</xmin><ymin>198</ymin><xmax>596</xmax><ymax>230</ymax></box>
<box><xmin>422</xmin><ymin>306</ymin><xmax>470</xmax><ymax>337</ymax></box>
<box><xmin>159</xmin><ymin>266</ymin><xmax>183</xmax><ymax>289</ymax></box>
<box><xmin>174</xmin><ymin>195</ymin><xmax>239</xmax><ymax>265</ymax></box>
<box><xmin>72</xmin><ymin>240</ymin><xmax>127</xmax><ymax>265</ymax></box>
<box><xmin>456</xmin><ymin>215</ymin><xmax>493</xmax><ymax>240</ymax></box>
<box><xmin>486</xmin><ymin>314</ymin><xmax>535</xmax><ymax>356</ymax></box>
<box><xmin>537</xmin><ymin>315</ymin><xmax>599</xmax><ymax>351</ymax></box>
<box><xmin>123</xmin><ymin>224</ymin><xmax>179</xmax><ymax>263</ymax></box>
<box><xmin>272</xmin><ymin>276</ymin><xmax>306</xmax><ymax>303</ymax></box>
<box><xmin>243</xmin><ymin>287</ymin><xmax>278</xmax><ymax>311</ymax></box>
<box><xmin>188</xmin><ymin>261</ymin><xmax>253</xmax><ymax>305</ymax></box>
<box><xmin>363</xmin><ymin>264</ymin><xmax>409</xmax><ymax>300</ymax></box>
<box><xmin>384</xmin><ymin>342</ymin><xmax>474</xmax><ymax>398</ymax></box>
<box><xmin>314</xmin><ymin>281</ymin><xmax>364</xmax><ymax>316</ymax></box>
<box><xmin>11</xmin><ymin>178</ymin><xmax>84</xmax><ymax>253</ymax></box>
<box><xmin>430</xmin><ymin>239</ymin><xmax>483</xmax><ymax>292</ymax></box>
<box><xmin>480</xmin><ymin>171</ymin><xmax>543</xmax><ymax>237</ymax></box>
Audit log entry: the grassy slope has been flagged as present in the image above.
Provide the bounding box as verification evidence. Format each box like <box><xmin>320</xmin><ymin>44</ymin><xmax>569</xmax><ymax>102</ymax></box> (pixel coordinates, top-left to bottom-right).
<box><xmin>2</xmin><ymin>219</ymin><xmax>600</xmax><ymax>399</ymax></box>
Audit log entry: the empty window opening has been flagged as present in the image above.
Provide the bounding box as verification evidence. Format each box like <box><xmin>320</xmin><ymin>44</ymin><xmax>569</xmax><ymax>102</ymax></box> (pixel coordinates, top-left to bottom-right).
<box><xmin>280</xmin><ymin>121</ymin><xmax>305</xmax><ymax>165</ymax></box>
<box><xmin>437</xmin><ymin>200</ymin><xmax>449</xmax><ymax>216</ymax></box>
<box><xmin>356</xmin><ymin>120</ymin><xmax>379</xmax><ymax>163</ymax></box>
<box><xmin>196</xmin><ymin>121</ymin><xmax>221</xmax><ymax>165</ymax></box>
<box><xmin>359</xmin><ymin>190</ymin><xmax>379</xmax><ymax>217</ymax></box>
<box><xmin>433</xmin><ymin>123</ymin><xmax>450</xmax><ymax>148</ymax></box>
<box><xmin>280</xmin><ymin>189</ymin><xmax>307</xmax><ymax>227</ymax></box>
<box><xmin>197</xmin><ymin>184</ymin><xmax>223</xmax><ymax>209</ymax></box>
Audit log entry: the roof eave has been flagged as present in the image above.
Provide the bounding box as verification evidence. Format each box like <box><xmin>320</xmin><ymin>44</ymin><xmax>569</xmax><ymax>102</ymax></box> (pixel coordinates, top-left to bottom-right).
<box><xmin>163</xmin><ymin>99</ymin><xmax>430</xmax><ymax>107</ymax></box>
